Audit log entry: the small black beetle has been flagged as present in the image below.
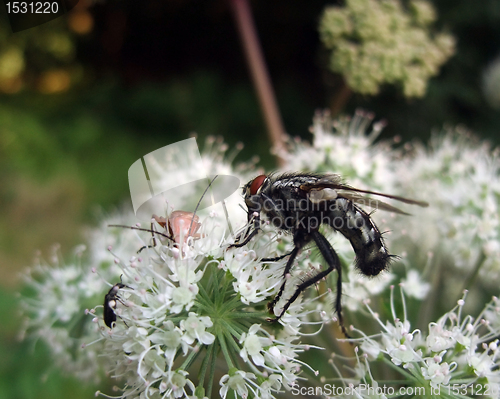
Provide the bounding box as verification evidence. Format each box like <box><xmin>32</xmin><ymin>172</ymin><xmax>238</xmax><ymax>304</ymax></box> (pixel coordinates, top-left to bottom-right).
<box><xmin>103</xmin><ymin>282</ymin><xmax>132</xmax><ymax>328</ymax></box>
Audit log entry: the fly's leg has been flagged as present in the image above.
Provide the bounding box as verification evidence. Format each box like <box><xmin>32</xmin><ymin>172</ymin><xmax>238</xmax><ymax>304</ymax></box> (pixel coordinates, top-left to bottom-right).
<box><xmin>261</xmin><ymin>251</ymin><xmax>292</xmax><ymax>262</ymax></box>
<box><xmin>268</xmin><ymin>230</ymin><xmax>349</xmax><ymax>337</ymax></box>
<box><xmin>266</xmin><ymin>246</ymin><xmax>301</xmax><ymax>312</ymax></box>
<box><xmin>229</xmin><ymin>227</ymin><xmax>259</xmax><ymax>248</ymax></box>
<box><xmin>228</xmin><ymin>213</ymin><xmax>261</xmax><ymax>249</ymax></box>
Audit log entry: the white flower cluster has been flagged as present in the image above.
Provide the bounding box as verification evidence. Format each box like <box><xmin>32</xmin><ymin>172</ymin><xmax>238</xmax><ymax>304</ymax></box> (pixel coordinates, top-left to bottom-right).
<box><xmin>395</xmin><ymin>131</ymin><xmax>500</xmax><ymax>285</ymax></box>
<box><xmin>94</xmin><ymin>224</ymin><xmax>314</xmax><ymax>399</ymax></box>
<box><xmin>20</xmin><ymin>138</ymin><xmax>319</xmax><ymax>399</ymax></box>
<box><xmin>19</xmin><ymin>114</ymin><xmax>500</xmax><ymax>398</ymax></box>
<box><xmin>19</xmin><ymin>243</ymin><xmax>110</xmax><ymax>382</ymax></box>
<box><xmin>282</xmin><ymin>112</ymin><xmax>500</xmax><ymax>397</ymax></box>
<box><xmin>339</xmin><ymin>288</ymin><xmax>500</xmax><ymax>398</ymax></box>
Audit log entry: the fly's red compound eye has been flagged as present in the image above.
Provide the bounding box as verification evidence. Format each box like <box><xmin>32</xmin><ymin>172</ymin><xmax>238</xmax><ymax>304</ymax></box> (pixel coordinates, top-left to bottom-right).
<box><xmin>249</xmin><ymin>175</ymin><xmax>267</xmax><ymax>195</ymax></box>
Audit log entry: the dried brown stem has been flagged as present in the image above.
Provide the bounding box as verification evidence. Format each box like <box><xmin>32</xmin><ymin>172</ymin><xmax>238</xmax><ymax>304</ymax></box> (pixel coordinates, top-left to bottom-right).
<box><xmin>229</xmin><ymin>0</ymin><xmax>286</xmax><ymax>166</ymax></box>
<box><xmin>329</xmin><ymin>79</ymin><xmax>352</xmax><ymax>117</ymax></box>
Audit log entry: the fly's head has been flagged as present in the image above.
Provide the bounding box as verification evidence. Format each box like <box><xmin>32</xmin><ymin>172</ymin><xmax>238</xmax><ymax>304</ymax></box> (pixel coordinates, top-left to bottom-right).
<box><xmin>243</xmin><ymin>174</ymin><xmax>268</xmax><ymax>217</ymax></box>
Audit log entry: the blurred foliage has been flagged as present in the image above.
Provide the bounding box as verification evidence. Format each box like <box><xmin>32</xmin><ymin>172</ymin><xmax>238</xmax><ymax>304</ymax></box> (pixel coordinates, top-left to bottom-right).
<box><xmin>0</xmin><ymin>288</ymin><xmax>97</xmax><ymax>399</ymax></box>
<box><xmin>0</xmin><ymin>16</ymin><xmax>75</xmax><ymax>94</ymax></box>
<box><xmin>0</xmin><ymin>71</ymin><xmax>289</xmax><ymax>285</ymax></box>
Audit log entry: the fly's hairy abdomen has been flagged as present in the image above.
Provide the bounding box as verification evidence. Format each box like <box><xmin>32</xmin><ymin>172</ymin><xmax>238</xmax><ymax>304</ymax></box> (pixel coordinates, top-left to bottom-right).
<box><xmin>326</xmin><ymin>198</ymin><xmax>390</xmax><ymax>276</ymax></box>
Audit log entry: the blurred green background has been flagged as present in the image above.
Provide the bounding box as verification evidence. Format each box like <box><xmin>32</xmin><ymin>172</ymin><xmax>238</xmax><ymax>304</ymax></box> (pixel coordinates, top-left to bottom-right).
<box><xmin>0</xmin><ymin>0</ymin><xmax>499</xmax><ymax>397</ymax></box>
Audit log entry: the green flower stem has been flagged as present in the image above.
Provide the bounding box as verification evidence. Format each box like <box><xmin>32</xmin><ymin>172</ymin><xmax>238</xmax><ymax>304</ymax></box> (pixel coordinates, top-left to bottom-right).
<box><xmin>180</xmin><ymin>343</ymin><xmax>203</xmax><ymax>371</ymax></box>
<box><xmin>227</xmin><ymin>311</ymin><xmax>267</xmax><ymax>319</ymax></box>
<box><xmin>459</xmin><ymin>250</ymin><xmax>486</xmax><ymax>298</ymax></box>
<box><xmin>217</xmin><ymin>330</ymin><xmax>234</xmax><ymax>369</ymax></box>
<box><xmin>206</xmin><ymin>338</ymin><xmax>218</xmax><ymax>397</ymax></box>
<box><xmin>198</xmin><ymin>339</ymin><xmax>214</xmax><ymax>386</ymax></box>
<box><xmin>220</xmin><ymin>318</ymin><xmax>244</xmax><ymax>341</ymax></box>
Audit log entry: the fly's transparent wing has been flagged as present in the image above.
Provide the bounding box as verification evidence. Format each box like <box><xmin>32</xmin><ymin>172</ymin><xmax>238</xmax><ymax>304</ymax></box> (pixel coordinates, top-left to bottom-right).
<box><xmin>301</xmin><ymin>174</ymin><xmax>429</xmax><ymax>209</ymax></box>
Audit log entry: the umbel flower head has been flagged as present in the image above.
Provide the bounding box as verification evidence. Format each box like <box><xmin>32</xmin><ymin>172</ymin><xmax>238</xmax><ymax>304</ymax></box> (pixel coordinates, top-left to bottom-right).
<box><xmin>20</xmin><ymin>114</ymin><xmax>500</xmax><ymax>398</ymax></box>
<box><xmin>319</xmin><ymin>0</ymin><xmax>455</xmax><ymax>97</ymax></box>
<box><xmin>20</xmin><ymin>138</ymin><xmax>322</xmax><ymax>399</ymax></box>
<box><xmin>92</xmin><ymin>236</ymin><xmax>309</xmax><ymax>399</ymax></box>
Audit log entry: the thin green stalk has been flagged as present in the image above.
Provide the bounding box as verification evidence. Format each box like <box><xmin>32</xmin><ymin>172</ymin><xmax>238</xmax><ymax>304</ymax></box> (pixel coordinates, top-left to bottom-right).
<box><xmin>459</xmin><ymin>250</ymin><xmax>486</xmax><ymax>299</ymax></box>
<box><xmin>180</xmin><ymin>343</ymin><xmax>204</xmax><ymax>371</ymax></box>
<box><xmin>198</xmin><ymin>340</ymin><xmax>215</xmax><ymax>387</ymax></box>
<box><xmin>206</xmin><ymin>339</ymin><xmax>218</xmax><ymax>398</ymax></box>
<box><xmin>222</xmin><ymin>325</ymin><xmax>243</xmax><ymax>353</ymax></box>
<box><xmin>217</xmin><ymin>331</ymin><xmax>234</xmax><ymax>369</ymax></box>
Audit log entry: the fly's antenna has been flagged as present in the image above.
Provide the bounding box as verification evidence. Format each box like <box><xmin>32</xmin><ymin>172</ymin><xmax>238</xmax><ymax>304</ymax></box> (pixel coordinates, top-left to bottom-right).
<box><xmin>187</xmin><ymin>175</ymin><xmax>219</xmax><ymax>238</ymax></box>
